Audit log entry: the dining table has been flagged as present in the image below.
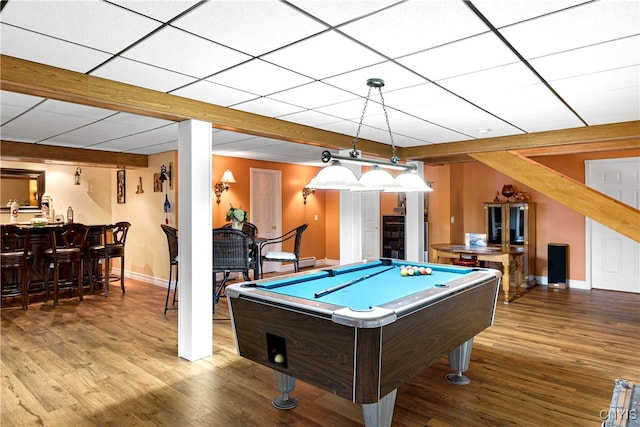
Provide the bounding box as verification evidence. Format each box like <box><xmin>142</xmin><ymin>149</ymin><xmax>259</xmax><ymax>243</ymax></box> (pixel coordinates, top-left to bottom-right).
<box><xmin>430</xmin><ymin>243</ymin><xmax>525</xmax><ymax>304</ymax></box>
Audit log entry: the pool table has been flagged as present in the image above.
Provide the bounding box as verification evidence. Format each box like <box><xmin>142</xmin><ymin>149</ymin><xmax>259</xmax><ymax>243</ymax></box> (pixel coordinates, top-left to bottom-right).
<box><xmin>226</xmin><ymin>259</ymin><xmax>501</xmax><ymax>427</ymax></box>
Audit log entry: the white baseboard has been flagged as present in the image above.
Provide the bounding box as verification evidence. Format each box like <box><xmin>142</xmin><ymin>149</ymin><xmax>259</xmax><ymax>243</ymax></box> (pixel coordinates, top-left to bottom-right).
<box><xmin>535</xmin><ymin>275</ymin><xmax>588</xmax><ymax>290</ymax></box>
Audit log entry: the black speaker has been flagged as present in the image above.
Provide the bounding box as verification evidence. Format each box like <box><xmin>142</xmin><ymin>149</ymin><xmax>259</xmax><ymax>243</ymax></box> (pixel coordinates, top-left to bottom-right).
<box><xmin>548</xmin><ymin>244</ymin><xmax>568</xmax><ymax>289</ymax></box>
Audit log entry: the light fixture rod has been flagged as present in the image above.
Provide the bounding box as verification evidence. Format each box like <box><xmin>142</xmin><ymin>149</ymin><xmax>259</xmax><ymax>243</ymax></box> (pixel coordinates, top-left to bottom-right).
<box><xmin>320</xmin><ymin>150</ymin><xmax>416</xmax><ymax>172</ymax></box>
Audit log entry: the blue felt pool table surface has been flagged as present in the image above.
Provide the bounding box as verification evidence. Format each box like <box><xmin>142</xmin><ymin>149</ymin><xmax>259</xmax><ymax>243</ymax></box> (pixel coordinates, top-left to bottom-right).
<box><xmin>254</xmin><ymin>259</ymin><xmax>475</xmax><ymax>311</ymax></box>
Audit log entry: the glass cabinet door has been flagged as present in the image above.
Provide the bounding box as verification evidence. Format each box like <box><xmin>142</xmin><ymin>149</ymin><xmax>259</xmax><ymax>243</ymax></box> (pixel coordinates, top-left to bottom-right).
<box><xmin>509</xmin><ymin>205</ymin><xmax>526</xmax><ymax>245</ymax></box>
<box><xmin>485</xmin><ymin>205</ymin><xmax>503</xmax><ymax>244</ymax></box>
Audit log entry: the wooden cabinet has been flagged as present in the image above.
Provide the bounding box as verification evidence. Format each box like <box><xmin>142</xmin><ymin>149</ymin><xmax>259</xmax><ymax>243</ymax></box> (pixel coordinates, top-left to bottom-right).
<box><xmin>484</xmin><ymin>202</ymin><xmax>536</xmax><ymax>286</ymax></box>
<box><xmin>382</xmin><ymin>215</ymin><xmax>405</xmax><ymax>260</ymax></box>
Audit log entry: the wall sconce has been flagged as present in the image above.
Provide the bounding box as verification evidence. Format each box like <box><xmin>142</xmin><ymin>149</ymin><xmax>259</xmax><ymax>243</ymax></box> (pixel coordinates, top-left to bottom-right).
<box><xmin>159</xmin><ymin>163</ymin><xmax>172</xmax><ymax>190</ymax></box>
<box><xmin>74</xmin><ymin>167</ymin><xmax>81</xmax><ymax>185</ymax></box>
<box><xmin>302</xmin><ymin>187</ymin><xmax>315</xmax><ymax>204</ymax></box>
<box><xmin>214</xmin><ymin>168</ymin><xmax>236</xmax><ymax>204</ymax></box>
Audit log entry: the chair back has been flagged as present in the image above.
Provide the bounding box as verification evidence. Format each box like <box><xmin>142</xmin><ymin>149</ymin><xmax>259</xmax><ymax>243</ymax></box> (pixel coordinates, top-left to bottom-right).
<box><xmin>292</xmin><ymin>223</ymin><xmax>309</xmax><ymax>257</ymax></box>
<box><xmin>49</xmin><ymin>224</ymin><xmax>88</xmax><ymax>257</ymax></box>
<box><xmin>221</xmin><ymin>222</ymin><xmax>258</xmax><ymax>237</ymax></box>
<box><xmin>0</xmin><ymin>225</ymin><xmax>32</xmax><ymax>267</ymax></box>
<box><xmin>212</xmin><ymin>228</ymin><xmax>255</xmax><ymax>273</ymax></box>
<box><xmin>110</xmin><ymin>221</ymin><xmax>131</xmax><ymax>245</ymax></box>
<box><xmin>161</xmin><ymin>224</ymin><xmax>178</xmax><ymax>263</ymax></box>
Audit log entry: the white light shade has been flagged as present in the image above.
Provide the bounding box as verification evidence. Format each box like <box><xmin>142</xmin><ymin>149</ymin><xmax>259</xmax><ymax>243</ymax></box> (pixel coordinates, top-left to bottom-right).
<box><xmin>306</xmin><ymin>162</ymin><xmax>361</xmax><ymax>190</ymax></box>
<box><xmin>356</xmin><ymin>165</ymin><xmax>401</xmax><ymax>191</ymax></box>
<box><xmin>385</xmin><ymin>172</ymin><xmax>433</xmax><ymax>192</ymax></box>
<box><xmin>220</xmin><ymin>168</ymin><xmax>236</xmax><ymax>184</ymax></box>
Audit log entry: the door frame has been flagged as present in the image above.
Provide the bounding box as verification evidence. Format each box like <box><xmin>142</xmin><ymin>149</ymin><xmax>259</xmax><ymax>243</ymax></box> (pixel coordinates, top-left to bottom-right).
<box><xmin>250</xmin><ymin>168</ymin><xmax>282</xmax><ymax>273</ymax></box>
<box><xmin>585</xmin><ymin>157</ymin><xmax>639</xmax><ymax>292</ymax></box>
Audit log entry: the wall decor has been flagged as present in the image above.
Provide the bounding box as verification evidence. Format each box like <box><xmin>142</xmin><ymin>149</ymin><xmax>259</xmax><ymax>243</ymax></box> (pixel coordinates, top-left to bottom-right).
<box><xmin>117</xmin><ymin>169</ymin><xmax>126</xmax><ymax>203</ymax></box>
<box><xmin>136</xmin><ymin>176</ymin><xmax>144</xmax><ymax>194</ymax></box>
<box><xmin>153</xmin><ymin>173</ymin><xmax>162</xmax><ymax>192</ymax></box>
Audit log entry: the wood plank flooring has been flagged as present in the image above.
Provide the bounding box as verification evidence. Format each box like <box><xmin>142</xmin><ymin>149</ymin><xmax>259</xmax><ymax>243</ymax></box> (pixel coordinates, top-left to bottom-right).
<box><xmin>2</xmin><ymin>277</ymin><xmax>639</xmax><ymax>426</ymax></box>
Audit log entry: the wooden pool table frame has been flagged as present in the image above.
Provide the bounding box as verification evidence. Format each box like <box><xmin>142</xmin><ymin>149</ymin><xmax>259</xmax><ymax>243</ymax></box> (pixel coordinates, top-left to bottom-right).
<box><xmin>227</xmin><ymin>263</ymin><xmax>500</xmax><ymax>426</ymax></box>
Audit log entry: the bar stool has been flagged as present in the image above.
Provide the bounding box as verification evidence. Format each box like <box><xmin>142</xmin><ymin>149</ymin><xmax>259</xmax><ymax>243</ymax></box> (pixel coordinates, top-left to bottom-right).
<box><xmin>0</xmin><ymin>225</ymin><xmax>33</xmax><ymax>309</ymax></box>
<box><xmin>43</xmin><ymin>223</ymin><xmax>88</xmax><ymax>306</ymax></box>
<box><xmin>160</xmin><ymin>224</ymin><xmax>178</xmax><ymax>314</ymax></box>
<box><xmin>89</xmin><ymin>222</ymin><xmax>131</xmax><ymax>297</ymax></box>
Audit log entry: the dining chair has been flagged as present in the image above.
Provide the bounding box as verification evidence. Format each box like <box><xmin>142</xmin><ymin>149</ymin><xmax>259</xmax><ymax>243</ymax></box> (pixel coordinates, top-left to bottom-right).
<box><xmin>0</xmin><ymin>225</ymin><xmax>33</xmax><ymax>309</ymax></box>
<box><xmin>259</xmin><ymin>224</ymin><xmax>308</xmax><ymax>278</ymax></box>
<box><xmin>212</xmin><ymin>228</ymin><xmax>255</xmax><ymax>305</ymax></box>
<box><xmin>222</xmin><ymin>221</ymin><xmax>260</xmax><ymax>278</ymax></box>
<box><xmin>43</xmin><ymin>223</ymin><xmax>88</xmax><ymax>306</ymax></box>
<box><xmin>160</xmin><ymin>224</ymin><xmax>179</xmax><ymax>314</ymax></box>
<box><xmin>89</xmin><ymin>221</ymin><xmax>131</xmax><ymax>296</ymax></box>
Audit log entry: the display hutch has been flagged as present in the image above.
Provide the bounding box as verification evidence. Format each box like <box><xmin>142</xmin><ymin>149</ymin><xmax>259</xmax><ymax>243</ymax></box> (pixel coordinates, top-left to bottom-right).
<box><xmin>484</xmin><ymin>202</ymin><xmax>536</xmax><ymax>286</ymax></box>
<box><xmin>382</xmin><ymin>215</ymin><xmax>405</xmax><ymax>260</ymax></box>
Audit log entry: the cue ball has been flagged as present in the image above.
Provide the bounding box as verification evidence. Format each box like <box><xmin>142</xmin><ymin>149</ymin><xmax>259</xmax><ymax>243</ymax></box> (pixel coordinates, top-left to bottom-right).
<box><xmin>425</xmin><ymin>267</ymin><xmax>433</xmax><ymax>275</ymax></box>
<box><xmin>274</xmin><ymin>354</ymin><xmax>285</xmax><ymax>364</ymax></box>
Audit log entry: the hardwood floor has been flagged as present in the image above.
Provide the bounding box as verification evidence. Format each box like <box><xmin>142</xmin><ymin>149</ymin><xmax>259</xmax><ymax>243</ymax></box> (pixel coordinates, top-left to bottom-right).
<box><xmin>2</xmin><ymin>277</ymin><xmax>638</xmax><ymax>426</ymax></box>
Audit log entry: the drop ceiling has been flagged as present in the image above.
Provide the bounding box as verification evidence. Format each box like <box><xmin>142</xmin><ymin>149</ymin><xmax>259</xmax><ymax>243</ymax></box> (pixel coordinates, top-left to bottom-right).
<box><xmin>1</xmin><ymin>0</ymin><xmax>638</xmax><ymax>166</ymax></box>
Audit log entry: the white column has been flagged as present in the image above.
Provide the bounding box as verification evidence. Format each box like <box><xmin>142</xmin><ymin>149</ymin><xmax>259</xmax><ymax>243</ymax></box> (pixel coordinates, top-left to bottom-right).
<box><xmin>405</xmin><ymin>161</ymin><xmax>425</xmax><ymax>262</ymax></box>
<box><xmin>177</xmin><ymin>119</ymin><xmax>213</xmax><ymax>361</ymax></box>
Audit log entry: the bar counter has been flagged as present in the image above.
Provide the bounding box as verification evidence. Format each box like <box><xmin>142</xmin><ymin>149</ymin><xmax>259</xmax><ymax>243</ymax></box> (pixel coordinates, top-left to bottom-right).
<box><xmin>2</xmin><ymin>223</ymin><xmax>106</xmax><ymax>296</ymax></box>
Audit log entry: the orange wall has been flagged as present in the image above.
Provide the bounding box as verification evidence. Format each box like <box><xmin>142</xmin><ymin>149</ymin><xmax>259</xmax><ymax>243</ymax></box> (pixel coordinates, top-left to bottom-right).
<box><xmin>212</xmin><ymin>156</ymin><xmax>325</xmax><ymax>262</ymax></box>
<box><xmin>430</xmin><ymin>149</ymin><xmax>639</xmax><ymax>282</ymax></box>
<box><xmin>213</xmin><ymin>149</ymin><xmax>637</xmax><ymax>283</ymax></box>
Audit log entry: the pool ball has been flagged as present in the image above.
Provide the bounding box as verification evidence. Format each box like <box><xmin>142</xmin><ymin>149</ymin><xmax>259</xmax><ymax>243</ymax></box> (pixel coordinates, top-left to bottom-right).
<box><xmin>274</xmin><ymin>354</ymin><xmax>285</xmax><ymax>364</ymax></box>
<box><xmin>425</xmin><ymin>267</ymin><xmax>432</xmax><ymax>275</ymax></box>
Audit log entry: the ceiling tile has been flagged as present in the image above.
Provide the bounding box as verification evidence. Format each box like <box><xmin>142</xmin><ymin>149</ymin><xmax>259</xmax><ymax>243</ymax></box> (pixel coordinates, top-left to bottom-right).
<box><xmin>404</xmin><ymin>98</ymin><xmax>522</xmax><ymax>140</ymax></box>
<box><xmin>110</xmin><ymin>0</ymin><xmax>202</xmax><ymax>23</ymax></box>
<box><xmin>231</xmin><ymin>98</ymin><xmax>305</xmax><ymax>118</ymax></box>
<box><xmin>0</xmin><ymin>24</ymin><xmax>112</xmax><ymax>73</ymax></box>
<box><xmin>268</xmin><ymin>82</ymin><xmax>359</xmax><ymax>110</ymax></box>
<box><xmin>530</xmin><ymin>36</ymin><xmax>640</xmax><ymax>81</ymax></box>
<box><xmin>0</xmin><ymin>1</ymin><xmax>160</xmax><ymax>53</ymax></box>
<box><xmin>1</xmin><ymin>91</ymin><xmax>44</xmax><ymax>108</ymax></box>
<box><xmin>396</xmin><ymin>32</ymin><xmax>520</xmax><ymax>81</ymax></box>
<box><xmin>88</xmin><ymin>123</ymin><xmax>178</xmax><ymax>153</ymax></box>
<box><xmin>471</xmin><ymin>0</ymin><xmax>587</xmax><ymax>28</ymax></box>
<box><xmin>36</xmin><ymin>100</ymin><xmax>117</xmax><ymax>120</ymax></box>
<box><xmin>500</xmin><ymin>0</ymin><xmax>640</xmax><ymax>59</ymax></box>
<box><xmin>122</xmin><ymin>26</ymin><xmax>251</xmax><ymax>79</ymax></box>
<box><xmin>91</xmin><ymin>57</ymin><xmax>198</xmax><ymax>93</ymax></box>
<box><xmin>206</xmin><ymin>59</ymin><xmax>313</xmax><ymax>96</ymax></box>
<box><xmin>172</xmin><ymin>80</ymin><xmax>258</xmax><ymax>107</ymax></box>
<box><xmin>550</xmin><ymin>66</ymin><xmax>640</xmax><ymax>125</ymax></box>
<box><xmin>172</xmin><ymin>0</ymin><xmax>327</xmax><ymax>57</ymax></box>
<box><xmin>262</xmin><ymin>31</ymin><xmax>386</xmax><ymax>80</ymax></box>
<box><xmin>1</xmin><ymin>109</ymin><xmax>100</xmax><ymax>143</ymax></box>
<box><xmin>278</xmin><ymin>110</ymin><xmax>349</xmax><ymax>128</ymax></box>
<box><xmin>339</xmin><ymin>0</ymin><xmax>488</xmax><ymax>58</ymax></box>
<box><xmin>322</xmin><ymin>60</ymin><xmax>426</xmax><ymax>94</ymax></box>
<box><xmin>288</xmin><ymin>0</ymin><xmax>399</xmax><ymax>26</ymax></box>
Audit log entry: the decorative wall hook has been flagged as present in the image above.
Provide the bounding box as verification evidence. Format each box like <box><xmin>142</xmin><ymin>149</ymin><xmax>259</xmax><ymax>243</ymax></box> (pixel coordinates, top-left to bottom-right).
<box><xmin>159</xmin><ymin>163</ymin><xmax>172</xmax><ymax>189</ymax></box>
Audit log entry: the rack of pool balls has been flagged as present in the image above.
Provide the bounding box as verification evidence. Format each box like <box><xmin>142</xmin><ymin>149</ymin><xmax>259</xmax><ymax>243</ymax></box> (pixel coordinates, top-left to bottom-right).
<box><xmin>400</xmin><ymin>265</ymin><xmax>432</xmax><ymax>276</ymax></box>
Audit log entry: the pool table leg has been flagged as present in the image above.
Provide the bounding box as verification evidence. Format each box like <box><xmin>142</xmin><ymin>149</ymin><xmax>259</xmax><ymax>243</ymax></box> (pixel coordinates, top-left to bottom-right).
<box><xmin>361</xmin><ymin>389</ymin><xmax>397</xmax><ymax>427</ymax></box>
<box><xmin>271</xmin><ymin>370</ymin><xmax>298</xmax><ymax>409</ymax></box>
<box><xmin>445</xmin><ymin>338</ymin><xmax>474</xmax><ymax>385</ymax></box>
